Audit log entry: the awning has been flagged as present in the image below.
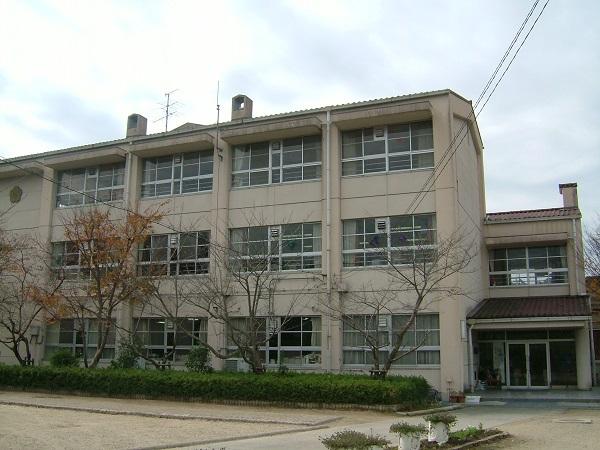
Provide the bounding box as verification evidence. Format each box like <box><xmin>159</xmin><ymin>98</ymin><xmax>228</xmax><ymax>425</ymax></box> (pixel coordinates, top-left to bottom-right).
<box><xmin>467</xmin><ymin>295</ymin><xmax>590</xmax><ymax>320</ymax></box>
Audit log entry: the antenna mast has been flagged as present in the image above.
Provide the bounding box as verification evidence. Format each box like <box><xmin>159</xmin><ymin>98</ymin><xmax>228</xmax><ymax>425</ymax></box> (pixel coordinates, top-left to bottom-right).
<box><xmin>156</xmin><ymin>89</ymin><xmax>179</xmax><ymax>132</ymax></box>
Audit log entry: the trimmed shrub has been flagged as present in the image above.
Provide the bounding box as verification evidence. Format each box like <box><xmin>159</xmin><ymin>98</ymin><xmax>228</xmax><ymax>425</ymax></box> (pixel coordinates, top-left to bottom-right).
<box><xmin>185</xmin><ymin>347</ymin><xmax>212</xmax><ymax>373</ymax></box>
<box><xmin>0</xmin><ymin>365</ymin><xmax>430</xmax><ymax>408</ymax></box>
<box><xmin>109</xmin><ymin>347</ymin><xmax>138</xmax><ymax>369</ymax></box>
<box><xmin>49</xmin><ymin>350</ymin><xmax>79</xmax><ymax>368</ymax></box>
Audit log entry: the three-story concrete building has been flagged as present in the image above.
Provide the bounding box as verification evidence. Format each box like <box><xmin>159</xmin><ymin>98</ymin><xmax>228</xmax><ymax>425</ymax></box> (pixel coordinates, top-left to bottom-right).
<box><xmin>0</xmin><ymin>89</ymin><xmax>592</xmax><ymax>394</ymax></box>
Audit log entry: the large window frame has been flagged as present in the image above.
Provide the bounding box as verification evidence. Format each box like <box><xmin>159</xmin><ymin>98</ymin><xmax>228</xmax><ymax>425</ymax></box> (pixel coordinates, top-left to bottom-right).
<box><xmin>133</xmin><ymin>317</ymin><xmax>208</xmax><ymax>363</ymax></box>
<box><xmin>342</xmin><ymin>313</ymin><xmax>440</xmax><ymax>366</ymax></box>
<box><xmin>230</xmin><ymin>222</ymin><xmax>322</xmax><ymax>272</ymax></box>
<box><xmin>489</xmin><ymin>246</ymin><xmax>568</xmax><ymax>287</ymax></box>
<box><xmin>226</xmin><ymin>316</ymin><xmax>322</xmax><ymax>367</ymax></box>
<box><xmin>56</xmin><ymin>163</ymin><xmax>125</xmax><ymax>207</ymax></box>
<box><xmin>137</xmin><ymin>231</ymin><xmax>210</xmax><ymax>276</ymax></box>
<box><xmin>45</xmin><ymin>318</ymin><xmax>116</xmax><ymax>360</ymax></box>
<box><xmin>341</xmin><ymin>121</ymin><xmax>434</xmax><ymax>177</ymax></box>
<box><xmin>342</xmin><ymin>214</ymin><xmax>436</xmax><ymax>268</ymax></box>
<box><xmin>231</xmin><ymin>135</ymin><xmax>322</xmax><ymax>188</ymax></box>
<box><xmin>141</xmin><ymin>150</ymin><xmax>213</xmax><ymax>198</ymax></box>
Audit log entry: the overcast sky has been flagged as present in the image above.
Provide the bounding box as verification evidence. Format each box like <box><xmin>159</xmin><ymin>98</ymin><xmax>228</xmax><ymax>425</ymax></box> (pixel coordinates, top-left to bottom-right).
<box><xmin>0</xmin><ymin>0</ymin><xmax>598</xmax><ymax>225</ymax></box>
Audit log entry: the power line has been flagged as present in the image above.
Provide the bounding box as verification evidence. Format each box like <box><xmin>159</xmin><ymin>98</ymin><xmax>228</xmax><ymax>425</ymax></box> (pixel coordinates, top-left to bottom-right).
<box><xmin>0</xmin><ymin>154</ymin><xmax>184</xmax><ymax>235</ymax></box>
<box><xmin>405</xmin><ymin>0</ymin><xmax>550</xmax><ymax>218</ymax></box>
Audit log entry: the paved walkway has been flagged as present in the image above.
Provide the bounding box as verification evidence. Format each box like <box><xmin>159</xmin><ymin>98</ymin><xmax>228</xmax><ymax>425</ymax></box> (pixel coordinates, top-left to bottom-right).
<box><xmin>478</xmin><ymin>387</ymin><xmax>600</xmax><ymax>403</ymax></box>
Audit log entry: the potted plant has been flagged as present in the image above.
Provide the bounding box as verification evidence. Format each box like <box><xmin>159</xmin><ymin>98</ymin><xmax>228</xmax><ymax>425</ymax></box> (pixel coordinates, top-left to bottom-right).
<box><xmin>390</xmin><ymin>422</ymin><xmax>427</xmax><ymax>450</ymax></box>
<box><xmin>424</xmin><ymin>413</ymin><xmax>457</xmax><ymax>445</ymax></box>
<box><xmin>320</xmin><ymin>430</ymin><xmax>391</xmax><ymax>450</ymax></box>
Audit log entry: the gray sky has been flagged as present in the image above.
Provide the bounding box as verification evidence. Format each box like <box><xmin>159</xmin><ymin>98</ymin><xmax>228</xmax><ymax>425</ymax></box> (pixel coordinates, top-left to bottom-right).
<box><xmin>1</xmin><ymin>0</ymin><xmax>598</xmax><ymax>225</ymax></box>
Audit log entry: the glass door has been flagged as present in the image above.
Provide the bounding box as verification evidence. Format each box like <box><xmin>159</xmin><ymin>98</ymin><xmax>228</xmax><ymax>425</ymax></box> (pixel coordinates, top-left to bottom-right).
<box><xmin>507</xmin><ymin>342</ymin><xmax>549</xmax><ymax>388</ymax></box>
<box><xmin>508</xmin><ymin>343</ymin><xmax>527</xmax><ymax>387</ymax></box>
<box><xmin>528</xmin><ymin>343</ymin><xmax>549</xmax><ymax>387</ymax></box>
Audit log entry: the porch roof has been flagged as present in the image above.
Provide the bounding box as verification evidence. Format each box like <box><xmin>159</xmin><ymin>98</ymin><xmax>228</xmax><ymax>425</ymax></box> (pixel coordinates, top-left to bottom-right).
<box><xmin>467</xmin><ymin>295</ymin><xmax>590</xmax><ymax>320</ymax></box>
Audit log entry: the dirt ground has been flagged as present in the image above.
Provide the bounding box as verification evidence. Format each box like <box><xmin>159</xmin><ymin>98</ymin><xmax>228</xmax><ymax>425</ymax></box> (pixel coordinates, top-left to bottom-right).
<box><xmin>0</xmin><ymin>404</ymin><xmax>309</xmax><ymax>450</ymax></box>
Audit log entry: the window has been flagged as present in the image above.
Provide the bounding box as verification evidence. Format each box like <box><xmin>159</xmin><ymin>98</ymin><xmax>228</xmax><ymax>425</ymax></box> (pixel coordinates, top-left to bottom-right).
<box><xmin>56</xmin><ymin>163</ymin><xmax>125</xmax><ymax>207</ymax></box>
<box><xmin>342</xmin><ymin>214</ymin><xmax>436</xmax><ymax>267</ymax></box>
<box><xmin>133</xmin><ymin>317</ymin><xmax>207</xmax><ymax>362</ymax></box>
<box><xmin>489</xmin><ymin>246</ymin><xmax>568</xmax><ymax>286</ymax></box>
<box><xmin>226</xmin><ymin>316</ymin><xmax>322</xmax><ymax>366</ymax></box>
<box><xmin>52</xmin><ymin>242</ymin><xmax>83</xmax><ymax>279</ymax></box>
<box><xmin>341</xmin><ymin>121</ymin><xmax>433</xmax><ymax>176</ymax></box>
<box><xmin>231</xmin><ymin>135</ymin><xmax>321</xmax><ymax>187</ymax></box>
<box><xmin>230</xmin><ymin>222</ymin><xmax>321</xmax><ymax>271</ymax></box>
<box><xmin>141</xmin><ymin>151</ymin><xmax>213</xmax><ymax>198</ymax></box>
<box><xmin>138</xmin><ymin>231</ymin><xmax>210</xmax><ymax>276</ymax></box>
<box><xmin>45</xmin><ymin>319</ymin><xmax>116</xmax><ymax>360</ymax></box>
<box><xmin>342</xmin><ymin>313</ymin><xmax>440</xmax><ymax>366</ymax></box>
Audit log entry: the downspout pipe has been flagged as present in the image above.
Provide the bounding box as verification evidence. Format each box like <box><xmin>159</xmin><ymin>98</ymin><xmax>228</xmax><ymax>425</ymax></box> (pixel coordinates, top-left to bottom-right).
<box><xmin>326</xmin><ymin>109</ymin><xmax>333</xmax><ymax>371</ymax></box>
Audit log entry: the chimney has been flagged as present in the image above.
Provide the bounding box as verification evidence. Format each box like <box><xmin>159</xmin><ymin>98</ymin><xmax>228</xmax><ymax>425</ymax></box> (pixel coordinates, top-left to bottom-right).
<box><xmin>231</xmin><ymin>94</ymin><xmax>253</xmax><ymax>121</ymax></box>
<box><xmin>126</xmin><ymin>113</ymin><xmax>148</xmax><ymax>138</ymax></box>
<box><xmin>559</xmin><ymin>182</ymin><xmax>578</xmax><ymax>208</ymax></box>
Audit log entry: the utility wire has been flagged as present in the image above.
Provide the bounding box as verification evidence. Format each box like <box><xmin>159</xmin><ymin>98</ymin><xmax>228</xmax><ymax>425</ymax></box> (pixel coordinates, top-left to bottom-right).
<box><xmin>405</xmin><ymin>0</ymin><xmax>549</xmax><ymax>218</ymax></box>
<box><xmin>0</xmin><ymin>155</ymin><xmax>184</xmax><ymax>235</ymax></box>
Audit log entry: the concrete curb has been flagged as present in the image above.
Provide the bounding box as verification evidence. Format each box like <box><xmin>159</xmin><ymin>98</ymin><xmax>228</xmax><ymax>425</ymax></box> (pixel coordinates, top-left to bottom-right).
<box><xmin>445</xmin><ymin>431</ymin><xmax>509</xmax><ymax>449</ymax></box>
<box><xmin>396</xmin><ymin>404</ymin><xmax>464</xmax><ymax>416</ymax></box>
<box><xmin>130</xmin><ymin>425</ymin><xmax>331</xmax><ymax>450</ymax></box>
<box><xmin>0</xmin><ymin>400</ymin><xmax>339</xmax><ymax>426</ymax></box>
<box><xmin>0</xmin><ymin>387</ymin><xmax>415</xmax><ymax>413</ymax></box>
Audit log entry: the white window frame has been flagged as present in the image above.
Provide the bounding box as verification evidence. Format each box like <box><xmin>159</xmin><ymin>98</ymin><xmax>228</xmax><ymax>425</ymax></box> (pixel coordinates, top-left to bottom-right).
<box><xmin>342</xmin><ymin>313</ymin><xmax>440</xmax><ymax>367</ymax></box>
<box><xmin>56</xmin><ymin>163</ymin><xmax>125</xmax><ymax>208</ymax></box>
<box><xmin>230</xmin><ymin>222</ymin><xmax>322</xmax><ymax>272</ymax></box>
<box><xmin>342</xmin><ymin>214</ymin><xmax>436</xmax><ymax>268</ymax></box>
<box><xmin>133</xmin><ymin>317</ymin><xmax>208</xmax><ymax>363</ymax></box>
<box><xmin>341</xmin><ymin>121</ymin><xmax>434</xmax><ymax>177</ymax></box>
<box><xmin>231</xmin><ymin>136</ymin><xmax>322</xmax><ymax>188</ymax></box>
<box><xmin>45</xmin><ymin>318</ymin><xmax>116</xmax><ymax>360</ymax></box>
<box><xmin>141</xmin><ymin>151</ymin><xmax>213</xmax><ymax>198</ymax></box>
<box><xmin>137</xmin><ymin>231</ymin><xmax>210</xmax><ymax>276</ymax></box>
<box><xmin>489</xmin><ymin>246</ymin><xmax>568</xmax><ymax>287</ymax></box>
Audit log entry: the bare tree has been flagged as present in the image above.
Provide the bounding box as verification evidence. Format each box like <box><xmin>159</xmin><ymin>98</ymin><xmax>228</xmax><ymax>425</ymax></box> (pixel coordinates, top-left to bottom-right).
<box><xmin>320</xmin><ymin>229</ymin><xmax>476</xmax><ymax>374</ymax></box>
<box><xmin>42</xmin><ymin>207</ymin><xmax>162</xmax><ymax>368</ymax></box>
<box><xmin>0</xmin><ymin>234</ymin><xmax>63</xmax><ymax>365</ymax></box>
<box><xmin>183</xmin><ymin>219</ymin><xmax>321</xmax><ymax>373</ymax></box>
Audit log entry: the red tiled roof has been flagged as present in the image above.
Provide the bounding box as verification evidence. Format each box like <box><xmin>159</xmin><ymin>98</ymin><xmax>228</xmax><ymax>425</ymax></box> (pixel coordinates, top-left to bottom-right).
<box><xmin>467</xmin><ymin>296</ymin><xmax>590</xmax><ymax>320</ymax></box>
<box><xmin>485</xmin><ymin>207</ymin><xmax>580</xmax><ymax>223</ymax></box>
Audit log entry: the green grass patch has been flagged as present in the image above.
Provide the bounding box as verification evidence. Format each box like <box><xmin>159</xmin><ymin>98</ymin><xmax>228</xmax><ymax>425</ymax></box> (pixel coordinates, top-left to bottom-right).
<box><xmin>0</xmin><ymin>365</ymin><xmax>430</xmax><ymax>408</ymax></box>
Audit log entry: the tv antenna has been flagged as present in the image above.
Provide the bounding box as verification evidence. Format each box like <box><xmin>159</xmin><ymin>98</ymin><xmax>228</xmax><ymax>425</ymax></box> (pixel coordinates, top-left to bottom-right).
<box><xmin>155</xmin><ymin>89</ymin><xmax>180</xmax><ymax>132</ymax></box>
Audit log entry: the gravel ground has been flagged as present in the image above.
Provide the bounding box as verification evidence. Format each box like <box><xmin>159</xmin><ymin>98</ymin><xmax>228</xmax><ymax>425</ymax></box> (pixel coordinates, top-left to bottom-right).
<box><xmin>486</xmin><ymin>409</ymin><xmax>600</xmax><ymax>450</ymax></box>
<box><xmin>0</xmin><ymin>404</ymin><xmax>308</xmax><ymax>450</ymax></box>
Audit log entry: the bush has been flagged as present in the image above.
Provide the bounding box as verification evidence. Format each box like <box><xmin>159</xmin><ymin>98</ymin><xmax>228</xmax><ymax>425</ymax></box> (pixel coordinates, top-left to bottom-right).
<box><xmin>389</xmin><ymin>421</ymin><xmax>427</xmax><ymax>436</ymax></box>
<box><xmin>184</xmin><ymin>347</ymin><xmax>212</xmax><ymax>373</ymax></box>
<box><xmin>450</xmin><ymin>424</ymin><xmax>484</xmax><ymax>441</ymax></box>
<box><xmin>320</xmin><ymin>430</ymin><xmax>390</xmax><ymax>449</ymax></box>
<box><xmin>49</xmin><ymin>349</ymin><xmax>79</xmax><ymax>368</ymax></box>
<box><xmin>109</xmin><ymin>346</ymin><xmax>138</xmax><ymax>369</ymax></box>
<box><xmin>0</xmin><ymin>365</ymin><xmax>430</xmax><ymax>408</ymax></box>
<box><xmin>424</xmin><ymin>413</ymin><xmax>457</xmax><ymax>427</ymax></box>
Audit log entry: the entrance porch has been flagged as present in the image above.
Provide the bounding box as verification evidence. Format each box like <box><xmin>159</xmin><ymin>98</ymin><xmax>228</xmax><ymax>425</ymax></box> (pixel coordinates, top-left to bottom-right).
<box><xmin>467</xmin><ymin>296</ymin><xmax>593</xmax><ymax>391</ymax></box>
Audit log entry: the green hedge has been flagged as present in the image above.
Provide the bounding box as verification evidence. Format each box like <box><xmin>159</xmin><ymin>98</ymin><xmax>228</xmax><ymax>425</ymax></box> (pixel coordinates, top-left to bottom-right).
<box><xmin>0</xmin><ymin>365</ymin><xmax>430</xmax><ymax>408</ymax></box>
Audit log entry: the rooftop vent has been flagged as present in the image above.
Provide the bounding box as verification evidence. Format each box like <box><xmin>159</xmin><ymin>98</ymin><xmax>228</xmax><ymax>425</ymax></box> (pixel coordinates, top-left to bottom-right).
<box><xmin>231</xmin><ymin>94</ymin><xmax>253</xmax><ymax>121</ymax></box>
<box><xmin>126</xmin><ymin>113</ymin><xmax>148</xmax><ymax>138</ymax></box>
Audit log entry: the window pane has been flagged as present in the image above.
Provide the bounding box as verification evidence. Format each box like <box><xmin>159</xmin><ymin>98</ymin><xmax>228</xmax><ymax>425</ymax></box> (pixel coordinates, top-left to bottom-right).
<box><xmin>282</xmin><ymin>166</ymin><xmax>302</xmax><ymax>182</ymax></box>
<box><xmin>250</xmin><ymin>170</ymin><xmax>269</xmax><ymax>186</ymax></box>
<box><xmin>363</xmin><ymin>158</ymin><xmax>386</xmax><ymax>173</ymax></box>
<box><xmin>412</xmin><ymin>152</ymin><xmax>434</xmax><ymax>168</ymax></box>
<box><xmin>342</xmin><ymin>160</ymin><xmax>363</xmax><ymax>175</ymax></box>
<box><xmin>364</xmin><ymin>140</ymin><xmax>385</xmax><ymax>156</ymax></box>
<box><xmin>389</xmin><ymin>154</ymin><xmax>411</xmax><ymax>171</ymax></box>
<box><xmin>250</xmin><ymin>143</ymin><xmax>269</xmax><ymax>169</ymax></box>
<box><xmin>303</xmin><ymin>165</ymin><xmax>320</xmax><ymax>180</ymax></box>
